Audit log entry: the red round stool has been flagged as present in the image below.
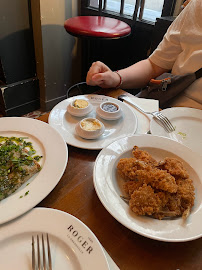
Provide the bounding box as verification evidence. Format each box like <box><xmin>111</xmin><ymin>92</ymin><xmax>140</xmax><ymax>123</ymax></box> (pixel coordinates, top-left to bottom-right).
<box><xmin>64</xmin><ymin>16</ymin><xmax>131</xmax><ymax>39</ymax></box>
<box><xmin>64</xmin><ymin>12</ymin><xmax>131</xmax><ymax>82</ymax></box>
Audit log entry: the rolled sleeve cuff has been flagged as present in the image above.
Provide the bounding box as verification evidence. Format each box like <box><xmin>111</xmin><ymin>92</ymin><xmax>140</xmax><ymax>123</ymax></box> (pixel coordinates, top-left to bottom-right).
<box><xmin>149</xmin><ymin>53</ymin><xmax>175</xmax><ymax>71</ymax></box>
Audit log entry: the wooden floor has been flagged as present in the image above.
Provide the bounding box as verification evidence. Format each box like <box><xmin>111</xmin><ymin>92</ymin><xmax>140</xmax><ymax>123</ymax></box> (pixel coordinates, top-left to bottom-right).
<box><xmin>0</xmin><ymin>110</ymin><xmax>49</xmax><ymax>119</ymax></box>
<box><xmin>22</xmin><ymin>110</ymin><xmax>49</xmax><ymax>119</ymax></box>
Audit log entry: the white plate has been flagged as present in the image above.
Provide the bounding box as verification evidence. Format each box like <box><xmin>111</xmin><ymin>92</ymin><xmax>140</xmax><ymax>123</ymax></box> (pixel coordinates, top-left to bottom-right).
<box><xmin>150</xmin><ymin>107</ymin><xmax>202</xmax><ymax>156</ymax></box>
<box><xmin>0</xmin><ymin>207</ymin><xmax>110</xmax><ymax>270</ymax></box>
<box><xmin>93</xmin><ymin>134</ymin><xmax>202</xmax><ymax>242</ymax></box>
<box><xmin>48</xmin><ymin>95</ymin><xmax>137</xmax><ymax>150</ymax></box>
<box><xmin>0</xmin><ymin>117</ymin><xmax>68</xmax><ymax>224</ymax></box>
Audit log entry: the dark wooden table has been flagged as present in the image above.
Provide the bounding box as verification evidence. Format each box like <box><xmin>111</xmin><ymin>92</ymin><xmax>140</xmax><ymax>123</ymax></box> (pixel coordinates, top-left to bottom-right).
<box><xmin>37</xmin><ymin>88</ymin><xmax>202</xmax><ymax>270</ymax></box>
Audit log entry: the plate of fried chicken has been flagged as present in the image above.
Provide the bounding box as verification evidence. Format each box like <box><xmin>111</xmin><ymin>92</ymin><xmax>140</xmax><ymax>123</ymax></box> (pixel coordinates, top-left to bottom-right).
<box><xmin>93</xmin><ymin>134</ymin><xmax>202</xmax><ymax>242</ymax></box>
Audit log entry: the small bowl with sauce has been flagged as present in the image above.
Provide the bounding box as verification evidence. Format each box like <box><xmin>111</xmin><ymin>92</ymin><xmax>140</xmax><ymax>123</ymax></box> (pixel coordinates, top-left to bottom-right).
<box><xmin>75</xmin><ymin>118</ymin><xmax>105</xmax><ymax>139</ymax></box>
<box><xmin>96</xmin><ymin>101</ymin><xmax>122</xmax><ymax>120</ymax></box>
<box><xmin>67</xmin><ymin>98</ymin><xmax>93</xmax><ymax>117</ymax></box>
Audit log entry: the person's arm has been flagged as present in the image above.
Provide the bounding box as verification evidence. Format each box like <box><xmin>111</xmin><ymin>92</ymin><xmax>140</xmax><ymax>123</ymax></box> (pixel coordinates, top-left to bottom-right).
<box><xmin>117</xmin><ymin>59</ymin><xmax>168</xmax><ymax>89</ymax></box>
<box><xmin>86</xmin><ymin>59</ymin><xmax>168</xmax><ymax>89</ymax></box>
<box><xmin>86</xmin><ymin>1</ymin><xmax>195</xmax><ymax>90</ymax></box>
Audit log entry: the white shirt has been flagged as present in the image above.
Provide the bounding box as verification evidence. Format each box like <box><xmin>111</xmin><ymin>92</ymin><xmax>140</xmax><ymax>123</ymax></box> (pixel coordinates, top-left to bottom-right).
<box><xmin>149</xmin><ymin>0</ymin><xmax>202</xmax><ymax>108</ymax></box>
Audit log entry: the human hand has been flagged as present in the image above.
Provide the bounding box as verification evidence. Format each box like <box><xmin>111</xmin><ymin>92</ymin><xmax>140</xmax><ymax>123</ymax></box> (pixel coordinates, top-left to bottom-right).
<box><xmin>86</xmin><ymin>61</ymin><xmax>120</xmax><ymax>88</ymax></box>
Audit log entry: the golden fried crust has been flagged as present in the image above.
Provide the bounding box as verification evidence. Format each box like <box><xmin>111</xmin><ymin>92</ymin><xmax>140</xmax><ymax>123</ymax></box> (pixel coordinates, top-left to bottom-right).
<box><xmin>166</xmin><ymin>194</ymin><xmax>181</xmax><ymax>212</ymax></box>
<box><xmin>117</xmin><ymin>158</ymin><xmax>151</xmax><ymax>181</ymax></box>
<box><xmin>117</xmin><ymin>158</ymin><xmax>138</xmax><ymax>180</ymax></box>
<box><xmin>158</xmin><ymin>157</ymin><xmax>189</xmax><ymax>179</ymax></box>
<box><xmin>117</xmin><ymin>146</ymin><xmax>195</xmax><ymax>220</ymax></box>
<box><xmin>132</xmin><ymin>146</ymin><xmax>157</xmax><ymax>166</ymax></box>
<box><xmin>135</xmin><ymin>167</ymin><xmax>178</xmax><ymax>193</ymax></box>
<box><xmin>129</xmin><ymin>184</ymin><xmax>162</xmax><ymax>216</ymax></box>
<box><xmin>176</xmin><ymin>178</ymin><xmax>195</xmax><ymax>209</ymax></box>
<box><xmin>124</xmin><ymin>180</ymin><xmax>144</xmax><ymax>196</ymax></box>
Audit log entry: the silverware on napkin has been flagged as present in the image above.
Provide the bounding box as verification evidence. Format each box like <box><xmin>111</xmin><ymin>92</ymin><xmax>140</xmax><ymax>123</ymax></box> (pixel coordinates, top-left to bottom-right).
<box><xmin>118</xmin><ymin>95</ymin><xmax>175</xmax><ymax>133</ymax></box>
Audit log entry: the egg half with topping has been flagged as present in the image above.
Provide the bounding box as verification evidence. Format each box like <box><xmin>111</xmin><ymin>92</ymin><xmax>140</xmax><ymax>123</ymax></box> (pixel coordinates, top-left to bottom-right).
<box><xmin>75</xmin><ymin>118</ymin><xmax>105</xmax><ymax>139</ymax></box>
<box><xmin>73</xmin><ymin>99</ymin><xmax>89</xmax><ymax>109</ymax></box>
<box><xmin>67</xmin><ymin>98</ymin><xmax>93</xmax><ymax>117</ymax></box>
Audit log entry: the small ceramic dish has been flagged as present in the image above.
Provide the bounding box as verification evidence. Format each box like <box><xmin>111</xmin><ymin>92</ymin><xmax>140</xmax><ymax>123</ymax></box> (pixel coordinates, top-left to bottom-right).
<box><xmin>96</xmin><ymin>101</ymin><xmax>122</xmax><ymax>120</ymax></box>
<box><xmin>75</xmin><ymin>118</ymin><xmax>105</xmax><ymax>139</ymax></box>
<box><xmin>67</xmin><ymin>98</ymin><xmax>93</xmax><ymax>117</ymax></box>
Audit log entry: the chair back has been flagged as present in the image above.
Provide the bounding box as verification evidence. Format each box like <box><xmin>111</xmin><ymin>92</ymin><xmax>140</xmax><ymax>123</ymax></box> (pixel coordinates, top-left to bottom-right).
<box><xmin>98</xmin><ymin>0</ymin><xmax>103</xmax><ymax>15</ymax></box>
<box><xmin>67</xmin><ymin>82</ymin><xmax>101</xmax><ymax>98</ymax></box>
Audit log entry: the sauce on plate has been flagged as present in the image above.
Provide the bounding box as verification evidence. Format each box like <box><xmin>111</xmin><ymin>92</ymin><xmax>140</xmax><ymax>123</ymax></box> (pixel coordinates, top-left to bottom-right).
<box><xmin>102</xmin><ymin>103</ymin><xmax>118</xmax><ymax>112</ymax></box>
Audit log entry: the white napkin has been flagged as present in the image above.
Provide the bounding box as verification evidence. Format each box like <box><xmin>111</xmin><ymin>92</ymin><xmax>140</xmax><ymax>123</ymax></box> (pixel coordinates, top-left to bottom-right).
<box><xmin>123</xmin><ymin>97</ymin><xmax>159</xmax><ymax>134</ymax></box>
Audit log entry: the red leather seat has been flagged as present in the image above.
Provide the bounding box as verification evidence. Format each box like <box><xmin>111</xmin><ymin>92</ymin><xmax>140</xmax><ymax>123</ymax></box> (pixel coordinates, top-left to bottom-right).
<box><xmin>64</xmin><ymin>16</ymin><xmax>131</xmax><ymax>39</ymax></box>
<box><xmin>64</xmin><ymin>6</ymin><xmax>131</xmax><ymax>83</ymax></box>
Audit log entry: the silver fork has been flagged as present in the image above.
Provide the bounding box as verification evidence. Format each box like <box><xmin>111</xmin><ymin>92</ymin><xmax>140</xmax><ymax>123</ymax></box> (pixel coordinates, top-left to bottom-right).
<box><xmin>118</xmin><ymin>95</ymin><xmax>175</xmax><ymax>133</ymax></box>
<box><xmin>32</xmin><ymin>234</ymin><xmax>52</xmax><ymax>270</ymax></box>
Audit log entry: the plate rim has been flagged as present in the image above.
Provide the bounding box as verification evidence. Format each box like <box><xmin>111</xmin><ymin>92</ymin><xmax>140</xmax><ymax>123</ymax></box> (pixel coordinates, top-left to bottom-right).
<box><xmin>48</xmin><ymin>94</ymin><xmax>138</xmax><ymax>150</ymax></box>
<box><xmin>93</xmin><ymin>134</ymin><xmax>202</xmax><ymax>242</ymax></box>
<box><xmin>150</xmin><ymin>107</ymin><xmax>202</xmax><ymax>156</ymax></box>
<box><xmin>0</xmin><ymin>207</ymin><xmax>110</xmax><ymax>270</ymax></box>
<box><xmin>150</xmin><ymin>107</ymin><xmax>202</xmax><ymax>132</ymax></box>
<box><xmin>0</xmin><ymin>117</ymin><xmax>68</xmax><ymax>224</ymax></box>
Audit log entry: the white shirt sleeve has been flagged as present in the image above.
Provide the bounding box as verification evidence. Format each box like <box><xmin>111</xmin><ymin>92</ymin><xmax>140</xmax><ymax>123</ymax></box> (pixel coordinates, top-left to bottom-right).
<box><xmin>149</xmin><ymin>0</ymin><xmax>202</xmax><ymax>106</ymax></box>
<box><xmin>149</xmin><ymin>2</ymin><xmax>192</xmax><ymax>70</ymax></box>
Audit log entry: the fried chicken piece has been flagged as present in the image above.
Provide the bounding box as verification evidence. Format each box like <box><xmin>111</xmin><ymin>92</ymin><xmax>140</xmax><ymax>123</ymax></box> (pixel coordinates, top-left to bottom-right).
<box><xmin>153</xmin><ymin>178</ymin><xmax>195</xmax><ymax>219</ymax></box>
<box><xmin>129</xmin><ymin>187</ymin><xmax>182</xmax><ymax>220</ymax></box>
<box><xmin>158</xmin><ymin>157</ymin><xmax>189</xmax><ymax>179</ymax></box>
<box><xmin>165</xmin><ymin>193</ymin><xmax>181</xmax><ymax>214</ymax></box>
<box><xmin>117</xmin><ymin>147</ymin><xmax>195</xmax><ymax>220</ymax></box>
<box><xmin>150</xmin><ymin>192</ymin><xmax>182</xmax><ymax>219</ymax></box>
<box><xmin>135</xmin><ymin>167</ymin><xmax>178</xmax><ymax>193</ymax></box>
<box><xmin>124</xmin><ymin>180</ymin><xmax>144</xmax><ymax>196</ymax></box>
<box><xmin>176</xmin><ymin>178</ymin><xmax>195</xmax><ymax>219</ymax></box>
<box><xmin>129</xmin><ymin>184</ymin><xmax>166</xmax><ymax>216</ymax></box>
<box><xmin>163</xmin><ymin>191</ymin><xmax>192</xmax><ymax>220</ymax></box>
<box><xmin>132</xmin><ymin>146</ymin><xmax>158</xmax><ymax>166</ymax></box>
<box><xmin>117</xmin><ymin>158</ymin><xmax>150</xmax><ymax>181</ymax></box>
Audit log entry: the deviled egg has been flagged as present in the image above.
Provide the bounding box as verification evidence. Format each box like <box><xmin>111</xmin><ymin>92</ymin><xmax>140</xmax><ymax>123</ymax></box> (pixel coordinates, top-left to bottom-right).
<box><xmin>75</xmin><ymin>118</ymin><xmax>105</xmax><ymax>139</ymax></box>
<box><xmin>67</xmin><ymin>98</ymin><xmax>93</xmax><ymax>117</ymax></box>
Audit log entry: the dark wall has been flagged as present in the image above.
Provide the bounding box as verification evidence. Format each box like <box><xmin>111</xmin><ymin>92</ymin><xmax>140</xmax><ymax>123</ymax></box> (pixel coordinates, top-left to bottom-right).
<box><xmin>0</xmin><ymin>0</ymin><xmax>39</xmax><ymax>116</ymax></box>
<box><xmin>81</xmin><ymin>20</ymin><xmax>154</xmax><ymax>80</ymax></box>
<box><xmin>150</xmin><ymin>16</ymin><xmax>174</xmax><ymax>54</ymax></box>
<box><xmin>1</xmin><ymin>29</ymin><xmax>36</xmax><ymax>84</ymax></box>
<box><xmin>0</xmin><ymin>0</ymin><xmax>36</xmax><ymax>84</ymax></box>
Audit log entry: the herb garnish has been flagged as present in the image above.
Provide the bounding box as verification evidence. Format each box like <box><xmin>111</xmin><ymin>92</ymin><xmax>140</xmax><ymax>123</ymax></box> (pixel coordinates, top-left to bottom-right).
<box><xmin>0</xmin><ymin>136</ymin><xmax>42</xmax><ymax>201</ymax></box>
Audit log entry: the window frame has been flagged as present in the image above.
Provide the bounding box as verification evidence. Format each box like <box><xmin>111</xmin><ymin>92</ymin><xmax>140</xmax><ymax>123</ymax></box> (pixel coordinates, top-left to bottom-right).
<box><xmin>81</xmin><ymin>0</ymin><xmax>177</xmax><ymax>26</ymax></box>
